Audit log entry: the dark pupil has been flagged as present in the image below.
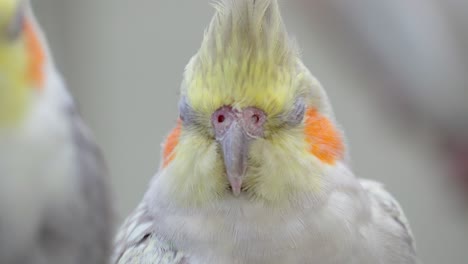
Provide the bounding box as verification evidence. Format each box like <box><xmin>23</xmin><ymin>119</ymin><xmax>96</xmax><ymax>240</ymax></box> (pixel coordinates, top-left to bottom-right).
<box><xmin>218</xmin><ymin>115</ymin><xmax>225</xmax><ymax>123</ymax></box>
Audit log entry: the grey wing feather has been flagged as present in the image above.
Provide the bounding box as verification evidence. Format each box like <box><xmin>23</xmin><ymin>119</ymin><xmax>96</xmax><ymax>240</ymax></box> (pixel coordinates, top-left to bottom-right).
<box><xmin>18</xmin><ymin>102</ymin><xmax>114</xmax><ymax>264</ymax></box>
<box><xmin>113</xmin><ymin>203</ymin><xmax>188</xmax><ymax>264</ymax></box>
<box><xmin>68</xmin><ymin>105</ymin><xmax>114</xmax><ymax>263</ymax></box>
<box><xmin>360</xmin><ymin>179</ymin><xmax>419</xmax><ymax>263</ymax></box>
<box><xmin>24</xmin><ymin>103</ymin><xmax>114</xmax><ymax>264</ymax></box>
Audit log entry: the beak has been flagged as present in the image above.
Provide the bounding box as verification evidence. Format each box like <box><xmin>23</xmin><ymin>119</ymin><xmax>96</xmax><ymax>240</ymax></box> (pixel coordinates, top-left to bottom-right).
<box><xmin>220</xmin><ymin>121</ymin><xmax>250</xmax><ymax>196</ymax></box>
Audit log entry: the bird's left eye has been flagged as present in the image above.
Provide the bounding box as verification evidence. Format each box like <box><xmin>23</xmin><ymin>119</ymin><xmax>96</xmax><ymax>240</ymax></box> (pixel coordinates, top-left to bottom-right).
<box><xmin>285</xmin><ymin>98</ymin><xmax>306</xmax><ymax>126</ymax></box>
<box><xmin>6</xmin><ymin>3</ymin><xmax>25</xmax><ymax>41</ymax></box>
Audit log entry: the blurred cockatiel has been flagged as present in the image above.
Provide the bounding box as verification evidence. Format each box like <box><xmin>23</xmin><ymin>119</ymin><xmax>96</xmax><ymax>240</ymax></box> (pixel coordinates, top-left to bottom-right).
<box><xmin>114</xmin><ymin>0</ymin><xmax>418</xmax><ymax>263</ymax></box>
<box><xmin>0</xmin><ymin>0</ymin><xmax>112</xmax><ymax>263</ymax></box>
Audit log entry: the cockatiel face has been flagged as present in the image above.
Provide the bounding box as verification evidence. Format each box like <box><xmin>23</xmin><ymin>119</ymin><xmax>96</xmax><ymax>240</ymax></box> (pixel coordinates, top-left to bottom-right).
<box><xmin>160</xmin><ymin>0</ymin><xmax>345</xmax><ymax>206</ymax></box>
<box><xmin>0</xmin><ymin>0</ymin><xmax>44</xmax><ymax>127</ymax></box>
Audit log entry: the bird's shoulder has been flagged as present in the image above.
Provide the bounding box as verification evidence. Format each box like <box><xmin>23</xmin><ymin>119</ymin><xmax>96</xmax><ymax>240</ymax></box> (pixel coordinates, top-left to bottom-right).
<box><xmin>112</xmin><ymin>202</ymin><xmax>188</xmax><ymax>264</ymax></box>
<box><xmin>359</xmin><ymin>179</ymin><xmax>419</xmax><ymax>262</ymax></box>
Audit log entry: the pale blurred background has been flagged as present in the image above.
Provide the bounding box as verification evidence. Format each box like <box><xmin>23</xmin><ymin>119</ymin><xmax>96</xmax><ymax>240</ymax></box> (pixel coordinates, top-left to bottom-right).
<box><xmin>32</xmin><ymin>0</ymin><xmax>467</xmax><ymax>263</ymax></box>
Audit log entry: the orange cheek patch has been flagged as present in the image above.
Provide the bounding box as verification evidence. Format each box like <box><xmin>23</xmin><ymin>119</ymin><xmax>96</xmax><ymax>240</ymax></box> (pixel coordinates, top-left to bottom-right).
<box><xmin>24</xmin><ymin>18</ymin><xmax>45</xmax><ymax>90</ymax></box>
<box><xmin>162</xmin><ymin>120</ymin><xmax>182</xmax><ymax>168</ymax></box>
<box><xmin>304</xmin><ymin>108</ymin><xmax>344</xmax><ymax>164</ymax></box>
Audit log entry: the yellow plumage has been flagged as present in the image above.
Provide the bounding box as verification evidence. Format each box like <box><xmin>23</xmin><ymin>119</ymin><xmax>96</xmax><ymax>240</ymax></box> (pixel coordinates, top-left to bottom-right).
<box><xmin>162</xmin><ymin>134</ymin><xmax>226</xmax><ymax>206</ymax></box>
<box><xmin>159</xmin><ymin>1</ymin><xmax>334</xmax><ymax>207</ymax></box>
<box><xmin>0</xmin><ymin>0</ymin><xmax>29</xmax><ymax>127</ymax></box>
<box><xmin>183</xmin><ymin>0</ymin><xmax>306</xmax><ymax>118</ymax></box>
<box><xmin>0</xmin><ymin>0</ymin><xmax>17</xmax><ymax>26</ymax></box>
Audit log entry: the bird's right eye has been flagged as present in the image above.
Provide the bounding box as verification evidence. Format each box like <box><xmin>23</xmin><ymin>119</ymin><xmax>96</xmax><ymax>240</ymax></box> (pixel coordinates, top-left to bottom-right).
<box><xmin>178</xmin><ymin>96</ymin><xmax>196</xmax><ymax>125</ymax></box>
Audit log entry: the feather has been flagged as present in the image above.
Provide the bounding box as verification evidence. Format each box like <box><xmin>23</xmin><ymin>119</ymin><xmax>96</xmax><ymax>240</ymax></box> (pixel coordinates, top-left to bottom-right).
<box><xmin>183</xmin><ymin>0</ymin><xmax>303</xmax><ymax>117</ymax></box>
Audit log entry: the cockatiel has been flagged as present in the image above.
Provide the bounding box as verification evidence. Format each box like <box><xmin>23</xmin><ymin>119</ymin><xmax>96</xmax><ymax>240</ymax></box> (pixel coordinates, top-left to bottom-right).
<box><xmin>0</xmin><ymin>0</ymin><xmax>112</xmax><ymax>263</ymax></box>
<box><xmin>113</xmin><ymin>0</ymin><xmax>418</xmax><ymax>263</ymax></box>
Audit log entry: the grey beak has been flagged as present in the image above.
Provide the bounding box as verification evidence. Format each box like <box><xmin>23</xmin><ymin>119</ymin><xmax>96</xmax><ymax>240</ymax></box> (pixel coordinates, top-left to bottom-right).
<box><xmin>220</xmin><ymin>121</ymin><xmax>249</xmax><ymax>196</ymax></box>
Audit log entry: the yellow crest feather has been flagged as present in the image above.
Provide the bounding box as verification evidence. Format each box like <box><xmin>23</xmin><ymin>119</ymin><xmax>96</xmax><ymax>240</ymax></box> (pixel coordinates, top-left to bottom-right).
<box><xmin>183</xmin><ymin>0</ymin><xmax>302</xmax><ymax>116</ymax></box>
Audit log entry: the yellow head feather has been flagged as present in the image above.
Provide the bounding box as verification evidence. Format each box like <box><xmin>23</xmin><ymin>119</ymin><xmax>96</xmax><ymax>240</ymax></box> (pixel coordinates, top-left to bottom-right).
<box><xmin>183</xmin><ymin>0</ymin><xmax>306</xmax><ymax>117</ymax></box>
<box><xmin>0</xmin><ymin>0</ymin><xmax>46</xmax><ymax>128</ymax></box>
<box><xmin>0</xmin><ymin>0</ymin><xmax>29</xmax><ymax>127</ymax></box>
<box><xmin>0</xmin><ymin>0</ymin><xmax>17</xmax><ymax>25</ymax></box>
<box><xmin>161</xmin><ymin>0</ymin><xmax>340</xmax><ymax>207</ymax></box>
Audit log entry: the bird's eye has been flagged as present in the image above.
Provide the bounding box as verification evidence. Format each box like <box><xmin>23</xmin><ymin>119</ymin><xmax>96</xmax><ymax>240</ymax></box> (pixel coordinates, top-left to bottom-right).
<box><xmin>178</xmin><ymin>96</ymin><xmax>195</xmax><ymax>125</ymax></box>
<box><xmin>285</xmin><ymin>98</ymin><xmax>306</xmax><ymax>126</ymax></box>
<box><xmin>6</xmin><ymin>3</ymin><xmax>25</xmax><ymax>41</ymax></box>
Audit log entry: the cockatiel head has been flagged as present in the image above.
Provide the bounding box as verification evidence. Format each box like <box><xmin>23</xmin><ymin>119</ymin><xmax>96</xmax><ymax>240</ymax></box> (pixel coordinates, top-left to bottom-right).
<box><xmin>160</xmin><ymin>0</ymin><xmax>345</xmax><ymax>206</ymax></box>
<box><xmin>0</xmin><ymin>0</ymin><xmax>46</xmax><ymax>128</ymax></box>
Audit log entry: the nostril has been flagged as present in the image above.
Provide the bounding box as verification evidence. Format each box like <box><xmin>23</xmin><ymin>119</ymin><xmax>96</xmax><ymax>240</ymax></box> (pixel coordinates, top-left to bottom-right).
<box><xmin>252</xmin><ymin>114</ymin><xmax>260</xmax><ymax>124</ymax></box>
<box><xmin>218</xmin><ymin>115</ymin><xmax>226</xmax><ymax>123</ymax></box>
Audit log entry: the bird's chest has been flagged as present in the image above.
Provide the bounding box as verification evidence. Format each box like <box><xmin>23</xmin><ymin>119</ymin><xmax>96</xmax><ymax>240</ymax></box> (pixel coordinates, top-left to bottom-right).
<box><xmin>155</xmin><ymin>195</ymin><xmax>377</xmax><ymax>264</ymax></box>
<box><xmin>0</xmin><ymin>103</ymin><xmax>79</xmax><ymax>262</ymax></box>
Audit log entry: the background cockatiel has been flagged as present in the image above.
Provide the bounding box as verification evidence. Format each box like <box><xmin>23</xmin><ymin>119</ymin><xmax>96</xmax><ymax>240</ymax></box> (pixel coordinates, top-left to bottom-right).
<box><xmin>113</xmin><ymin>0</ymin><xmax>418</xmax><ymax>263</ymax></box>
<box><xmin>0</xmin><ymin>0</ymin><xmax>113</xmax><ymax>263</ymax></box>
